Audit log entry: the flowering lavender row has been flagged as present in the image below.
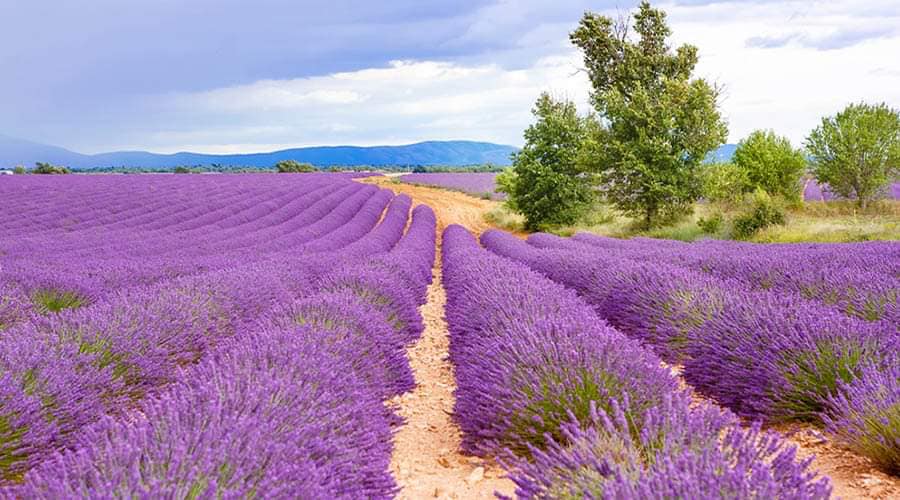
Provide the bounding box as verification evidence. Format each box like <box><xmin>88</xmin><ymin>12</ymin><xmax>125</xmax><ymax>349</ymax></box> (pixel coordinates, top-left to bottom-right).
<box><xmin>442</xmin><ymin>225</ymin><xmax>829</xmax><ymax>497</ymax></box>
<box><xmin>804</xmin><ymin>178</ymin><xmax>900</xmax><ymax>201</ymax></box>
<box><xmin>0</xmin><ymin>174</ymin><xmax>437</xmax><ymax>493</ymax></box>
<box><xmin>398</xmin><ymin>172</ymin><xmax>505</xmax><ymax>200</ymax></box>
<box><xmin>539</xmin><ymin>232</ymin><xmax>900</xmax><ymax>324</ymax></box>
<box><xmin>485</xmin><ymin>230</ymin><xmax>900</xmax><ymax>474</ymax></box>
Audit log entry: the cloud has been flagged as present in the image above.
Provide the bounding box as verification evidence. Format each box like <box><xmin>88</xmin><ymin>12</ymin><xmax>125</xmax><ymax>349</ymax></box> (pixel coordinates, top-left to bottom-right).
<box><xmin>746</xmin><ymin>26</ymin><xmax>898</xmax><ymax>51</ymax></box>
<box><xmin>127</xmin><ymin>56</ymin><xmax>591</xmax><ymax>153</ymax></box>
<box><xmin>0</xmin><ymin>0</ymin><xmax>898</xmax><ymax>153</ymax></box>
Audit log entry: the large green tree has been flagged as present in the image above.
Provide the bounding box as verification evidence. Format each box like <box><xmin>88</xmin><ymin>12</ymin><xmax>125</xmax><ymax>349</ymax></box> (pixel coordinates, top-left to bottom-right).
<box><xmin>505</xmin><ymin>92</ymin><xmax>594</xmax><ymax>230</ymax></box>
<box><xmin>806</xmin><ymin>102</ymin><xmax>900</xmax><ymax>209</ymax></box>
<box><xmin>732</xmin><ymin>130</ymin><xmax>807</xmax><ymax>203</ymax></box>
<box><xmin>571</xmin><ymin>1</ymin><xmax>727</xmax><ymax>226</ymax></box>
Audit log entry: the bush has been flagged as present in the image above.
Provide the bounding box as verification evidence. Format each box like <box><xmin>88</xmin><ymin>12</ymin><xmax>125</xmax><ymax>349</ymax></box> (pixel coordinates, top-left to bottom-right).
<box><xmin>806</xmin><ymin>102</ymin><xmax>900</xmax><ymax>209</ymax></box>
<box><xmin>732</xmin><ymin>190</ymin><xmax>786</xmax><ymax>239</ymax></box>
<box><xmin>13</xmin><ymin>165</ymin><xmax>26</xmax><ymax>175</ymax></box>
<box><xmin>825</xmin><ymin>361</ymin><xmax>900</xmax><ymax>475</ymax></box>
<box><xmin>275</xmin><ymin>160</ymin><xmax>317</xmax><ymax>173</ymax></box>
<box><xmin>733</xmin><ymin>130</ymin><xmax>806</xmax><ymax>202</ymax></box>
<box><xmin>507</xmin><ymin>93</ymin><xmax>595</xmax><ymax>230</ymax></box>
<box><xmin>701</xmin><ymin>162</ymin><xmax>750</xmax><ymax>205</ymax></box>
<box><xmin>697</xmin><ymin>211</ymin><xmax>724</xmax><ymax>234</ymax></box>
<box><xmin>32</xmin><ymin>162</ymin><xmax>71</xmax><ymax>174</ymax></box>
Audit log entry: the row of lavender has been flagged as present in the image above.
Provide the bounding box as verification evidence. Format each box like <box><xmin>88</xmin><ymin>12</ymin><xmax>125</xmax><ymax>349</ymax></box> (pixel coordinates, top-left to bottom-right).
<box><xmin>442</xmin><ymin>225</ymin><xmax>831</xmax><ymax>498</ymax></box>
<box><xmin>397</xmin><ymin>173</ymin><xmax>505</xmax><ymax>200</ymax></box>
<box><xmin>481</xmin><ymin>230</ymin><xmax>900</xmax><ymax>476</ymax></box>
<box><xmin>0</xmin><ymin>174</ymin><xmax>437</xmax><ymax>496</ymax></box>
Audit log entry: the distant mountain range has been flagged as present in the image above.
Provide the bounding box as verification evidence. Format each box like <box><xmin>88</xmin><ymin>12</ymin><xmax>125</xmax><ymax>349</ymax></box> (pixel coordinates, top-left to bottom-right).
<box><xmin>0</xmin><ymin>135</ymin><xmax>520</xmax><ymax>169</ymax></box>
<box><xmin>0</xmin><ymin>134</ymin><xmax>738</xmax><ymax>170</ymax></box>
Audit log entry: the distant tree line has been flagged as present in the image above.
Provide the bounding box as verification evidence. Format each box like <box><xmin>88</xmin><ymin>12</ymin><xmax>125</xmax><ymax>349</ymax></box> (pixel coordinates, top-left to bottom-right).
<box><xmin>500</xmin><ymin>0</ymin><xmax>900</xmax><ymax>233</ymax></box>
<box><xmin>10</xmin><ymin>161</ymin><xmax>507</xmax><ymax>175</ymax></box>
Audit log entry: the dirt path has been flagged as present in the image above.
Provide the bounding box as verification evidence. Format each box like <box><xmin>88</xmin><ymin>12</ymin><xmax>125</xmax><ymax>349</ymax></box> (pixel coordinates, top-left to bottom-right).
<box><xmin>387</xmin><ymin>261</ymin><xmax>515</xmax><ymax>499</ymax></box>
<box><xmin>358</xmin><ymin>176</ymin><xmax>524</xmax><ymax>238</ymax></box>
<box><xmin>360</xmin><ymin>177</ymin><xmax>516</xmax><ymax>497</ymax></box>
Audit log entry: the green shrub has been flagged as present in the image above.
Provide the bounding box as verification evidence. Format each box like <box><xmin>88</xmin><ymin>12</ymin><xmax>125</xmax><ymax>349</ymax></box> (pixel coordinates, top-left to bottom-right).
<box><xmin>508</xmin><ymin>93</ymin><xmax>595</xmax><ymax>230</ymax></box>
<box><xmin>12</xmin><ymin>165</ymin><xmax>26</xmax><ymax>175</ymax></box>
<box><xmin>701</xmin><ymin>162</ymin><xmax>750</xmax><ymax>205</ymax></box>
<box><xmin>733</xmin><ymin>130</ymin><xmax>806</xmax><ymax>203</ymax></box>
<box><xmin>32</xmin><ymin>162</ymin><xmax>71</xmax><ymax>174</ymax></box>
<box><xmin>732</xmin><ymin>190</ymin><xmax>786</xmax><ymax>239</ymax></box>
<box><xmin>275</xmin><ymin>160</ymin><xmax>317</xmax><ymax>173</ymax></box>
<box><xmin>697</xmin><ymin>212</ymin><xmax>724</xmax><ymax>234</ymax></box>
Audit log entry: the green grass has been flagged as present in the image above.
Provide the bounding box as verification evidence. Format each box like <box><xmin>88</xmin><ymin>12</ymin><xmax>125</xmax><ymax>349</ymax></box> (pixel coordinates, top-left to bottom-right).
<box><xmin>487</xmin><ymin>200</ymin><xmax>900</xmax><ymax>243</ymax></box>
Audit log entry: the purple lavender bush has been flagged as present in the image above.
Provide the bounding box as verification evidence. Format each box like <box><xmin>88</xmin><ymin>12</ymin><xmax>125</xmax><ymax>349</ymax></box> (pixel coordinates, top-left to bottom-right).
<box><xmin>443</xmin><ymin>225</ymin><xmax>678</xmax><ymax>457</ymax></box>
<box><xmin>824</xmin><ymin>360</ymin><xmax>900</xmax><ymax>475</ymax></box>
<box><xmin>6</xmin><ymin>327</ymin><xmax>397</xmax><ymax>498</ymax></box>
<box><xmin>506</xmin><ymin>394</ymin><xmax>831</xmax><ymax>499</ymax></box>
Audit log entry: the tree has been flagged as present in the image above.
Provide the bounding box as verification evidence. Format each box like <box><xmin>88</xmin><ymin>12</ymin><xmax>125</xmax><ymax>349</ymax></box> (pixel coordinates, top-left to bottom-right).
<box><xmin>806</xmin><ymin>102</ymin><xmax>900</xmax><ymax>209</ymax></box>
<box><xmin>571</xmin><ymin>1</ymin><xmax>727</xmax><ymax>226</ymax></box>
<box><xmin>275</xmin><ymin>160</ymin><xmax>316</xmax><ymax>173</ymax></box>
<box><xmin>33</xmin><ymin>162</ymin><xmax>71</xmax><ymax>174</ymax></box>
<box><xmin>13</xmin><ymin>165</ymin><xmax>26</xmax><ymax>175</ymax></box>
<box><xmin>732</xmin><ymin>130</ymin><xmax>807</xmax><ymax>203</ymax></box>
<box><xmin>504</xmin><ymin>93</ymin><xmax>595</xmax><ymax>230</ymax></box>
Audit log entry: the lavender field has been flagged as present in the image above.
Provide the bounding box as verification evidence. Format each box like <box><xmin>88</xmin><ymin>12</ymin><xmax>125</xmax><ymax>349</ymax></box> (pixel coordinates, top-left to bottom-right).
<box><xmin>0</xmin><ymin>174</ymin><xmax>435</xmax><ymax>496</ymax></box>
<box><xmin>398</xmin><ymin>172</ymin><xmax>505</xmax><ymax>200</ymax></box>
<box><xmin>2</xmin><ymin>173</ymin><xmax>898</xmax><ymax>497</ymax></box>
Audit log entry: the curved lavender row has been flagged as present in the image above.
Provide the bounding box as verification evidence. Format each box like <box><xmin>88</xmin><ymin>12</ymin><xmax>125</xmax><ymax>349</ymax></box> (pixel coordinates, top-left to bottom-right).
<box><xmin>338</xmin><ymin>195</ymin><xmax>412</xmax><ymax>257</ymax></box>
<box><xmin>484</xmin><ymin>230</ymin><xmax>898</xmax><ymax>424</ymax></box>
<box><xmin>302</xmin><ymin>188</ymin><xmax>394</xmax><ymax>252</ymax></box>
<box><xmin>562</xmin><ymin>232</ymin><xmax>899</xmax><ymax>323</ymax></box>
<box><xmin>398</xmin><ymin>172</ymin><xmax>504</xmax><ymax>200</ymax></box>
<box><xmin>442</xmin><ymin>225</ymin><xmax>830</xmax><ymax>498</ymax></box>
<box><xmin>4</xmin><ymin>327</ymin><xmax>397</xmax><ymax>499</ymax></box>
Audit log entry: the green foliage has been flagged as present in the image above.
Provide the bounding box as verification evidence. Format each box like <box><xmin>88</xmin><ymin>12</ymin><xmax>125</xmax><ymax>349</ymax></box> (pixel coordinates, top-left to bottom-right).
<box><xmin>173</xmin><ymin>166</ymin><xmax>197</xmax><ymax>174</ymax></box>
<box><xmin>732</xmin><ymin>189</ymin><xmax>786</xmax><ymax>239</ymax></box>
<box><xmin>31</xmin><ymin>289</ymin><xmax>87</xmax><ymax>314</ymax></box>
<box><xmin>275</xmin><ymin>159</ymin><xmax>317</xmax><ymax>173</ymax></box>
<box><xmin>571</xmin><ymin>1</ymin><xmax>727</xmax><ymax>227</ymax></box>
<box><xmin>775</xmin><ymin>341</ymin><xmax>866</xmax><ymax>423</ymax></box>
<box><xmin>700</xmin><ymin>162</ymin><xmax>750</xmax><ymax>205</ymax></box>
<box><xmin>733</xmin><ymin>130</ymin><xmax>806</xmax><ymax>202</ymax></box>
<box><xmin>12</xmin><ymin>165</ymin><xmax>26</xmax><ymax>175</ymax></box>
<box><xmin>697</xmin><ymin>211</ymin><xmax>724</xmax><ymax>234</ymax></box>
<box><xmin>507</xmin><ymin>93</ymin><xmax>595</xmax><ymax>230</ymax></box>
<box><xmin>495</xmin><ymin>167</ymin><xmax>519</xmax><ymax>210</ymax></box>
<box><xmin>32</xmin><ymin>162</ymin><xmax>71</xmax><ymax>174</ymax></box>
<box><xmin>806</xmin><ymin>102</ymin><xmax>900</xmax><ymax>209</ymax></box>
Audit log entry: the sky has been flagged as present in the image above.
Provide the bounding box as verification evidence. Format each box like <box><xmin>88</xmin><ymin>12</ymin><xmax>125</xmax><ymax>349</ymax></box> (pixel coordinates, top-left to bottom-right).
<box><xmin>1</xmin><ymin>0</ymin><xmax>898</xmax><ymax>154</ymax></box>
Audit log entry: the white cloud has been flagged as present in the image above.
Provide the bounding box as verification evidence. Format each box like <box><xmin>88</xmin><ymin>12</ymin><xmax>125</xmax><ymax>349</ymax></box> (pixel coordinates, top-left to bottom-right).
<box><xmin>146</xmin><ymin>56</ymin><xmax>591</xmax><ymax>153</ymax></box>
<box><xmin>119</xmin><ymin>0</ymin><xmax>899</xmax><ymax>153</ymax></box>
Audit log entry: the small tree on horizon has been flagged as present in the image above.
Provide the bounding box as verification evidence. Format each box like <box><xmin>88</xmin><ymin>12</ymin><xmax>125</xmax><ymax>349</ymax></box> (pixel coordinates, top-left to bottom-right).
<box><xmin>33</xmin><ymin>162</ymin><xmax>71</xmax><ymax>174</ymax></box>
<box><xmin>571</xmin><ymin>1</ymin><xmax>728</xmax><ymax>226</ymax></box>
<box><xmin>275</xmin><ymin>159</ymin><xmax>317</xmax><ymax>173</ymax></box>
<box><xmin>13</xmin><ymin>165</ymin><xmax>26</xmax><ymax>175</ymax></box>
<box><xmin>806</xmin><ymin>102</ymin><xmax>900</xmax><ymax>209</ymax></box>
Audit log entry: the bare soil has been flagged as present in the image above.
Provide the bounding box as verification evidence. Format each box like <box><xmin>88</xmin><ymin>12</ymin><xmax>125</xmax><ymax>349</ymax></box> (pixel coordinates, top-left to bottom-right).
<box><xmin>362</xmin><ymin>176</ymin><xmax>899</xmax><ymax>499</ymax></box>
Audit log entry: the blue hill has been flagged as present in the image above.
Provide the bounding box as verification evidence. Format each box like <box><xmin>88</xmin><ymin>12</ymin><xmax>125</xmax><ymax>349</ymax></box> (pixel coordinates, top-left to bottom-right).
<box><xmin>0</xmin><ymin>135</ymin><xmax>518</xmax><ymax>169</ymax></box>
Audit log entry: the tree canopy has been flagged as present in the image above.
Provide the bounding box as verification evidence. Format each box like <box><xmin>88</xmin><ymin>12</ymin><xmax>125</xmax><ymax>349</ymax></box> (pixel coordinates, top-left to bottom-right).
<box><xmin>571</xmin><ymin>1</ymin><xmax>727</xmax><ymax>226</ymax></box>
<box><xmin>503</xmin><ymin>93</ymin><xmax>595</xmax><ymax>230</ymax></box>
<box><xmin>806</xmin><ymin>102</ymin><xmax>900</xmax><ymax>209</ymax></box>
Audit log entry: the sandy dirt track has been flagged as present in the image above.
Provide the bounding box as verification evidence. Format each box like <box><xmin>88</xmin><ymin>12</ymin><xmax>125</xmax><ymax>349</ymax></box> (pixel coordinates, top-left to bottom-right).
<box><xmin>362</xmin><ymin>176</ymin><xmax>899</xmax><ymax>499</ymax></box>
